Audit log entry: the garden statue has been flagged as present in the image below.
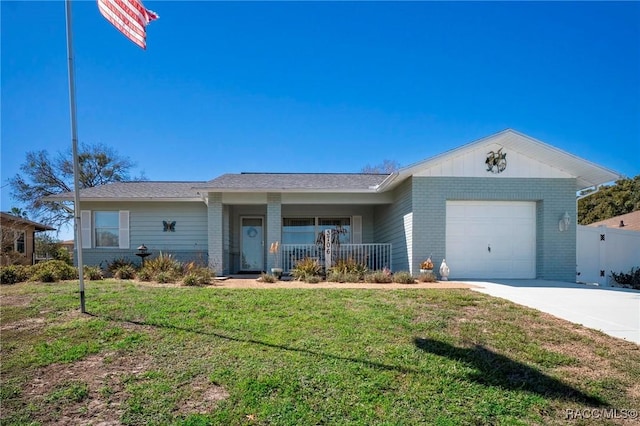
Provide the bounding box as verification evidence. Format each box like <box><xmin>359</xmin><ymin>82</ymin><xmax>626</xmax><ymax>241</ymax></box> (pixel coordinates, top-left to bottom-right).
<box><xmin>439</xmin><ymin>259</ymin><xmax>450</xmax><ymax>281</ymax></box>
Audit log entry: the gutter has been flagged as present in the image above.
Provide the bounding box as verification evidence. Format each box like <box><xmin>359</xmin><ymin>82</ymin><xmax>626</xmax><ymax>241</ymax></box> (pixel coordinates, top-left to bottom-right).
<box><xmin>371</xmin><ymin>172</ymin><xmax>399</xmax><ymax>192</ymax></box>
<box><xmin>577</xmin><ymin>184</ymin><xmax>602</xmax><ymax>202</ymax></box>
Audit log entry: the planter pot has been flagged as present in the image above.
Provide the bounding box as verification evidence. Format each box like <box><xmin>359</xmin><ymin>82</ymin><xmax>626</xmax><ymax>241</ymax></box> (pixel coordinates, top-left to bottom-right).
<box><xmin>419</xmin><ymin>269</ymin><xmax>433</xmax><ymax>274</ymax></box>
<box><xmin>270</xmin><ymin>268</ymin><xmax>283</xmax><ymax>278</ymax></box>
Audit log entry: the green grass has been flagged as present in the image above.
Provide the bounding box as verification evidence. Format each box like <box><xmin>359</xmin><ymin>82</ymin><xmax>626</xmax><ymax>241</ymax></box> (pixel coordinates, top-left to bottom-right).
<box><xmin>1</xmin><ymin>280</ymin><xmax>639</xmax><ymax>425</ymax></box>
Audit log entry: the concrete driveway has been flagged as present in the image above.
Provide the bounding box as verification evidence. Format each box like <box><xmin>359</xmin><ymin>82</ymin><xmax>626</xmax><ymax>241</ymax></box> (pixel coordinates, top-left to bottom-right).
<box><xmin>467</xmin><ymin>280</ymin><xmax>640</xmax><ymax>344</ymax></box>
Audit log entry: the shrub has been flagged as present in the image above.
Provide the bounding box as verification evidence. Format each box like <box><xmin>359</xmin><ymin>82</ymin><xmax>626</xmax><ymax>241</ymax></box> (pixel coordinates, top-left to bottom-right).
<box><xmin>259</xmin><ymin>272</ymin><xmax>278</xmax><ymax>283</ymax></box>
<box><xmin>29</xmin><ymin>260</ymin><xmax>77</xmax><ymax>282</ymax></box>
<box><xmin>305</xmin><ymin>275</ymin><xmax>322</xmax><ymax>284</ymax></box>
<box><xmin>154</xmin><ymin>271</ymin><xmax>173</xmax><ymax>284</ymax></box>
<box><xmin>32</xmin><ymin>267</ymin><xmax>57</xmax><ymax>283</ymax></box>
<box><xmin>114</xmin><ymin>265</ymin><xmax>136</xmax><ymax>280</ymax></box>
<box><xmin>137</xmin><ymin>269</ymin><xmax>152</xmax><ymax>282</ymax></box>
<box><xmin>291</xmin><ymin>257</ymin><xmax>322</xmax><ymax>281</ymax></box>
<box><xmin>418</xmin><ymin>271</ymin><xmax>437</xmax><ymax>283</ymax></box>
<box><xmin>611</xmin><ymin>267</ymin><xmax>640</xmax><ymax>290</ymax></box>
<box><xmin>393</xmin><ymin>271</ymin><xmax>415</xmax><ymax>284</ymax></box>
<box><xmin>364</xmin><ymin>270</ymin><xmax>393</xmax><ymax>284</ymax></box>
<box><xmin>182</xmin><ymin>262</ymin><xmax>213</xmax><ymax>285</ymax></box>
<box><xmin>181</xmin><ymin>265</ymin><xmax>212</xmax><ymax>286</ymax></box>
<box><xmin>183</xmin><ymin>273</ymin><xmax>200</xmax><ymax>286</ymax></box>
<box><xmin>330</xmin><ymin>258</ymin><xmax>367</xmax><ymax>280</ymax></box>
<box><xmin>53</xmin><ymin>247</ymin><xmax>73</xmax><ymax>265</ymax></box>
<box><xmin>84</xmin><ymin>266</ymin><xmax>103</xmax><ymax>280</ymax></box>
<box><xmin>142</xmin><ymin>253</ymin><xmax>182</xmax><ymax>275</ymax></box>
<box><xmin>1</xmin><ymin>265</ymin><xmax>30</xmax><ymax>284</ymax></box>
<box><xmin>107</xmin><ymin>257</ymin><xmax>137</xmax><ymax>275</ymax></box>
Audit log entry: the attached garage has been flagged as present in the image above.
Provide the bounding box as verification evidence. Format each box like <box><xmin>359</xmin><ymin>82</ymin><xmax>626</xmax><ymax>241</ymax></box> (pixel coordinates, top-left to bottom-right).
<box><xmin>446</xmin><ymin>201</ymin><xmax>536</xmax><ymax>279</ymax></box>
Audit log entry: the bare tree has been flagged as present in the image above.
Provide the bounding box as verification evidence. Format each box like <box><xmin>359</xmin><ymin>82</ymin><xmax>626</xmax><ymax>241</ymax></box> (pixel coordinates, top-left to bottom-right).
<box><xmin>361</xmin><ymin>159</ymin><xmax>401</xmax><ymax>174</ymax></box>
<box><xmin>8</xmin><ymin>143</ymin><xmax>145</xmax><ymax>229</ymax></box>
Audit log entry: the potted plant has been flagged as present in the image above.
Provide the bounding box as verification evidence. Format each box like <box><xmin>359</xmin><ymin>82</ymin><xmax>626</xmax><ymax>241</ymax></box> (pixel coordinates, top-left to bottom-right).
<box><xmin>269</xmin><ymin>241</ymin><xmax>283</xmax><ymax>278</ymax></box>
<box><xmin>420</xmin><ymin>256</ymin><xmax>434</xmax><ymax>274</ymax></box>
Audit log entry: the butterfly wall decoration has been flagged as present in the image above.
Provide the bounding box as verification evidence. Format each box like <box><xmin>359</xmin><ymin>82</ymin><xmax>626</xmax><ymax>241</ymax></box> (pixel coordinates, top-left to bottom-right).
<box><xmin>163</xmin><ymin>220</ymin><xmax>176</xmax><ymax>232</ymax></box>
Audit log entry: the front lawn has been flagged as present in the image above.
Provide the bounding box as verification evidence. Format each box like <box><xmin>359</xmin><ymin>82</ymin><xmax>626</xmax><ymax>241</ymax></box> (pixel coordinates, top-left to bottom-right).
<box><xmin>1</xmin><ymin>280</ymin><xmax>638</xmax><ymax>425</ymax></box>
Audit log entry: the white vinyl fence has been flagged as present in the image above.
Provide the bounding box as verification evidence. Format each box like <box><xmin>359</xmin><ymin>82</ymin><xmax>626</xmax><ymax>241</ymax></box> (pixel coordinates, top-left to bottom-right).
<box><xmin>577</xmin><ymin>225</ymin><xmax>640</xmax><ymax>286</ymax></box>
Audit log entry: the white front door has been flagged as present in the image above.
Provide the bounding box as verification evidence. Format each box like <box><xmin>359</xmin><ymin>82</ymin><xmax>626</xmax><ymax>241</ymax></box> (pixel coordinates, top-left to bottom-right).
<box><xmin>446</xmin><ymin>201</ymin><xmax>536</xmax><ymax>279</ymax></box>
<box><xmin>240</xmin><ymin>217</ymin><xmax>264</xmax><ymax>271</ymax></box>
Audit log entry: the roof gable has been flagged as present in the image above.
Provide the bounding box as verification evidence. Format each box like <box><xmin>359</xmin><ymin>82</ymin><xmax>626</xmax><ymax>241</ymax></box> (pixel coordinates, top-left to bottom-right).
<box><xmin>390</xmin><ymin>129</ymin><xmax>621</xmax><ymax>191</ymax></box>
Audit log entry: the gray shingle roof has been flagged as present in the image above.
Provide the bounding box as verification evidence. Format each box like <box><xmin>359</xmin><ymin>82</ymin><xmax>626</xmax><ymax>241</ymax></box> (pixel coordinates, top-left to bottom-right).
<box><xmin>48</xmin><ymin>181</ymin><xmax>205</xmax><ymax>200</ymax></box>
<box><xmin>195</xmin><ymin>173</ymin><xmax>391</xmax><ymax>192</ymax></box>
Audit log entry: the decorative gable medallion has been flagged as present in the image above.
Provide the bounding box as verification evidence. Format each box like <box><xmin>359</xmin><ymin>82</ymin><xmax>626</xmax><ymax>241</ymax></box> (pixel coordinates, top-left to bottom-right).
<box><xmin>485</xmin><ymin>147</ymin><xmax>507</xmax><ymax>174</ymax></box>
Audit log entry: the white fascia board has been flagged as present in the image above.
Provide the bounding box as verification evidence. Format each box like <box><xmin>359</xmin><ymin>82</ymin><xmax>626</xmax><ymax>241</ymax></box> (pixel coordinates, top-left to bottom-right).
<box><xmin>48</xmin><ymin>196</ymin><xmax>204</xmax><ymax>202</ymax></box>
<box><xmin>201</xmin><ymin>188</ymin><xmax>380</xmax><ymax>193</ymax></box>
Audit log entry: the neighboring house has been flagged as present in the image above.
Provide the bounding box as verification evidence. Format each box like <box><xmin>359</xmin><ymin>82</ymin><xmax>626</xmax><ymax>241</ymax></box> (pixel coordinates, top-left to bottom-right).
<box><xmin>587</xmin><ymin>210</ymin><xmax>640</xmax><ymax>232</ymax></box>
<box><xmin>1</xmin><ymin>212</ymin><xmax>55</xmax><ymax>265</ymax></box>
<box><xmin>48</xmin><ymin>130</ymin><xmax>620</xmax><ymax>281</ymax></box>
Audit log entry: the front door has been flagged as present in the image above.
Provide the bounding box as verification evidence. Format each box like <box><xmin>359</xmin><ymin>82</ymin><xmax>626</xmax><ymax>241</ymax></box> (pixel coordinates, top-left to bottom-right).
<box><xmin>240</xmin><ymin>217</ymin><xmax>264</xmax><ymax>271</ymax></box>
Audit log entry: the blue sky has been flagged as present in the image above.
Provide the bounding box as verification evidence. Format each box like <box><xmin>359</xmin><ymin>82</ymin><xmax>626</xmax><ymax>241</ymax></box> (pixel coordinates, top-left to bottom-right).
<box><xmin>2</xmin><ymin>1</ymin><xmax>639</xmax><ymax>235</ymax></box>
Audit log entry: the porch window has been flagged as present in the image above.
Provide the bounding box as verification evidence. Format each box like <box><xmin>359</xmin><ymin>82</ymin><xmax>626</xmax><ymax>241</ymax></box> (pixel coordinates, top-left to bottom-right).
<box><xmin>282</xmin><ymin>218</ymin><xmax>315</xmax><ymax>244</ymax></box>
<box><xmin>282</xmin><ymin>217</ymin><xmax>351</xmax><ymax>244</ymax></box>
<box><xmin>94</xmin><ymin>212</ymin><xmax>119</xmax><ymax>248</ymax></box>
<box><xmin>318</xmin><ymin>218</ymin><xmax>350</xmax><ymax>244</ymax></box>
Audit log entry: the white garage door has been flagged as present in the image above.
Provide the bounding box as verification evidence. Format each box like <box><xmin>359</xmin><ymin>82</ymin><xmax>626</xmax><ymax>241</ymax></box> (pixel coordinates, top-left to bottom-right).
<box><xmin>446</xmin><ymin>201</ymin><xmax>536</xmax><ymax>279</ymax></box>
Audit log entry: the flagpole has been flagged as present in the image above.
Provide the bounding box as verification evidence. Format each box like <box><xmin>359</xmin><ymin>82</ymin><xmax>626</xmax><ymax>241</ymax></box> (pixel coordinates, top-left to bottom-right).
<box><xmin>65</xmin><ymin>0</ymin><xmax>86</xmax><ymax>313</ymax></box>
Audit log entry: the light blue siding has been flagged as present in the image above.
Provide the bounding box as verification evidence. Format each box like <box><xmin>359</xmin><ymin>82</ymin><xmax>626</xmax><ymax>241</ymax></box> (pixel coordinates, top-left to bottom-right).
<box><xmin>76</xmin><ymin>201</ymin><xmax>208</xmax><ymax>267</ymax></box>
<box><xmin>373</xmin><ymin>179</ymin><xmax>413</xmax><ymax>271</ymax></box>
<box><xmin>410</xmin><ymin>177</ymin><xmax>577</xmax><ymax>281</ymax></box>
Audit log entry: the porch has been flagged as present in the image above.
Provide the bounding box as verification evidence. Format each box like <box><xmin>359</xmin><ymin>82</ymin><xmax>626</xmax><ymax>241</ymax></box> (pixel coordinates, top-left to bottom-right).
<box><xmin>280</xmin><ymin>243</ymin><xmax>392</xmax><ymax>273</ymax></box>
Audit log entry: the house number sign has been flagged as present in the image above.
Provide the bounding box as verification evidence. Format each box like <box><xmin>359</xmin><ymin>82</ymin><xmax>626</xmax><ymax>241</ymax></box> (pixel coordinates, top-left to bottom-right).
<box><xmin>486</xmin><ymin>147</ymin><xmax>507</xmax><ymax>174</ymax></box>
<box><xmin>324</xmin><ymin>229</ymin><xmax>332</xmax><ymax>269</ymax></box>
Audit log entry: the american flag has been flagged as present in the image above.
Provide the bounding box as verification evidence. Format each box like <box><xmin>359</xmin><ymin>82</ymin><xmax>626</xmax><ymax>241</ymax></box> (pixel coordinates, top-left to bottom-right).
<box><xmin>97</xmin><ymin>0</ymin><xmax>158</xmax><ymax>50</ymax></box>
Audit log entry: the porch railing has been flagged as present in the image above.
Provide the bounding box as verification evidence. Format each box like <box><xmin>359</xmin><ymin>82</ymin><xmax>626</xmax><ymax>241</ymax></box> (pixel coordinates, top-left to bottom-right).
<box><xmin>281</xmin><ymin>243</ymin><xmax>392</xmax><ymax>273</ymax></box>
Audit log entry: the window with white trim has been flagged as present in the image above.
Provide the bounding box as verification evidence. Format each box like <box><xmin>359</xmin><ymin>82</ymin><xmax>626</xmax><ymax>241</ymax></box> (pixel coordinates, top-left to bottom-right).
<box><xmin>81</xmin><ymin>210</ymin><xmax>129</xmax><ymax>249</ymax></box>
<box><xmin>95</xmin><ymin>212</ymin><xmax>119</xmax><ymax>247</ymax></box>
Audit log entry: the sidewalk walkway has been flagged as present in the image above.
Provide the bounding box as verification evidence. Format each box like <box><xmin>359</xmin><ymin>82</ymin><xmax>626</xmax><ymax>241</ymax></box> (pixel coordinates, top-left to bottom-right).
<box><xmin>468</xmin><ymin>280</ymin><xmax>640</xmax><ymax>344</ymax></box>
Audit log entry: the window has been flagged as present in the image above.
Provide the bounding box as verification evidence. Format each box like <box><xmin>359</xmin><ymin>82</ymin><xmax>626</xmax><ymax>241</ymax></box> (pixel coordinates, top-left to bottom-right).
<box><xmin>1</xmin><ymin>230</ymin><xmax>25</xmax><ymax>254</ymax></box>
<box><xmin>282</xmin><ymin>217</ymin><xmax>351</xmax><ymax>244</ymax></box>
<box><xmin>81</xmin><ymin>210</ymin><xmax>129</xmax><ymax>249</ymax></box>
<box><xmin>318</xmin><ymin>218</ymin><xmax>350</xmax><ymax>244</ymax></box>
<box><xmin>282</xmin><ymin>218</ymin><xmax>315</xmax><ymax>244</ymax></box>
<box><xmin>15</xmin><ymin>232</ymin><xmax>25</xmax><ymax>254</ymax></box>
<box><xmin>94</xmin><ymin>212</ymin><xmax>119</xmax><ymax>247</ymax></box>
